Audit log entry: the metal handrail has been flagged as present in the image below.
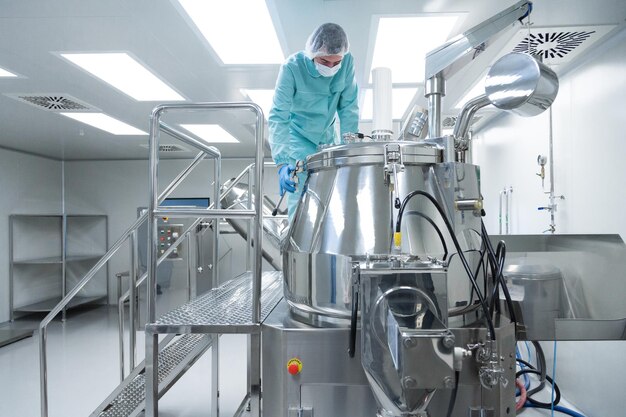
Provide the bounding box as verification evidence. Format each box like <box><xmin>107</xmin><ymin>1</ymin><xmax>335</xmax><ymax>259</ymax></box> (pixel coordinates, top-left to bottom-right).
<box><xmin>39</xmin><ymin>145</ymin><xmax>218</xmax><ymax>416</ymax></box>
<box><xmin>145</xmin><ymin>102</ymin><xmax>263</xmax><ymax>326</ymax></box>
<box><xmin>116</xmin><ymin>161</ymin><xmax>277</xmax><ymax>380</ymax></box>
<box><xmin>145</xmin><ymin>102</ymin><xmax>265</xmax><ymax>417</ymax></box>
<box><xmin>117</xmin><ymin>218</ymin><xmax>203</xmax><ymax>376</ymax></box>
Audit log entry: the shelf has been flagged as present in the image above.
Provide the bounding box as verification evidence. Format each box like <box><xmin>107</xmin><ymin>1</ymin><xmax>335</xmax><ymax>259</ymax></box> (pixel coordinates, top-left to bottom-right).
<box><xmin>14</xmin><ymin>295</ymin><xmax>107</xmax><ymax>313</ymax></box>
<box><xmin>10</xmin><ymin>214</ymin><xmax>109</xmax><ymax>320</ymax></box>
<box><xmin>13</xmin><ymin>256</ymin><xmax>63</xmax><ymax>265</ymax></box>
<box><xmin>66</xmin><ymin>255</ymin><xmax>104</xmax><ymax>262</ymax></box>
<box><xmin>12</xmin><ymin>255</ymin><xmax>104</xmax><ymax>265</ymax></box>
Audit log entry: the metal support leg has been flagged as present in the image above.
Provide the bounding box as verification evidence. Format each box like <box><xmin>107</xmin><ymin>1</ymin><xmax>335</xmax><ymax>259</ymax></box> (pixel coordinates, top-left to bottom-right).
<box><xmin>130</xmin><ymin>230</ymin><xmax>138</xmax><ymax>370</ymax></box>
<box><xmin>146</xmin><ymin>331</ymin><xmax>159</xmax><ymax>417</ymax></box>
<box><xmin>117</xmin><ymin>273</ymin><xmax>125</xmax><ymax>382</ymax></box>
<box><xmin>246</xmin><ymin>165</ymin><xmax>253</xmax><ymax>271</ymax></box>
<box><xmin>146</xmin><ymin>105</ymin><xmax>161</xmax><ymax>417</ymax></box>
<box><xmin>249</xmin><ymin>333</ymin><xmax>262</xmax><ymax>417</ymax></box>
<box><xmin>187</xmin><ymin>233</ymin><xmax>192</xmax><ymax>302</ymax></box>
<box><xmin>212</xmin><ymin>335</ymin><xmax>220</xmax><ymax>417</ymax></box>
<box><xmin>61</xmin><ymin>215</ymin><xmax>67</xmax><ymax>322</ymax></box>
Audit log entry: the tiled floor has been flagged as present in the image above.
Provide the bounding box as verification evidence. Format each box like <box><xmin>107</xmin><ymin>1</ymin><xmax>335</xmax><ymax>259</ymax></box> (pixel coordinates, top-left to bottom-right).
<box><xmin>0</xmin><ymin>302</ymin><xmax>580</xmax><ymax>417</ymax></box>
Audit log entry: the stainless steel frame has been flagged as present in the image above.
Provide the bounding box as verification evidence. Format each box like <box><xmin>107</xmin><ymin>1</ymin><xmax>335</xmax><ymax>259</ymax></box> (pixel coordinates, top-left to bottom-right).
<box><xmin>424</xmin><ymin>0</ymin><xmax>531</xmax><ymax>137</ymax></box>
<box><xmin>144</xmin><ymin>102</ymin><xmax>265</xmax><ymax>417</ymax></box>
<box><xmin>9</xmin><ymin>214</ymin><xmax>109</xmax><ymax>322</ymax></box>
<box><xmin>38</xmin><ymin>132</ymin><xmax>223</xmax><ymax>417</ymax></box>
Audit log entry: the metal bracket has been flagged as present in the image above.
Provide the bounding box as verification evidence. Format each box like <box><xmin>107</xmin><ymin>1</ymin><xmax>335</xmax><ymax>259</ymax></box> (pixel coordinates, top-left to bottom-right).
<box><xmin>383</xmin><ymin>144</ymin><xmax>405</xmax><ymax>208</ymax></box>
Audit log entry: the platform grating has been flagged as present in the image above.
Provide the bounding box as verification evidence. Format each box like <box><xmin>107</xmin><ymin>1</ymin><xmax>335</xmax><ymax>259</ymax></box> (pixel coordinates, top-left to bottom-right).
<box><xmin>154</xmin><ymin>271</ymin><xmax>283</xmax><ymax>328</ymax></box>
<box><xmin>97</xmin><ymin>334</ymin><xmax>209</xmax><ymax>417</ymax></box>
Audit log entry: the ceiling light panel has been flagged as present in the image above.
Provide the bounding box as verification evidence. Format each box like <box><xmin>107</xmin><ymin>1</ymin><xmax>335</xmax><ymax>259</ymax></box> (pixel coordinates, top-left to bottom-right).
<box><xmin>241</xmin><ymin>89</ymin><xmax>274</xmax><ymax>119</ymax></box>
<box><xmin>180</xmin><ymin>124</ymin><xmax>239</xmax><ymax>143</ymax></box>
<box><xmin>360</xmin><ymin>88</ymin><xmax>418</xmax><ymax>120</ymax></box>
<box><xmin>0</xmin><ymin>67</ymin><xmax>17</xmax><ymax>77</ymax></box>
<box><xmin>60</xmin><ymin>53</ymin><xmax>185</xmax><ymax>101</ymax></box>
<box><xmin>371</xmin><ymin>15</ymin><xmax>460</xmax><ymax>83</ymax></box>
<box><xmin>177</xmin><ymin>0</ymin><xmax>283</xmax><ymax>64</ymax></box>
<box><xmin>61</xmin><ymin>112</ymin><xmax>147</xmax><ymax>135</ymax></box>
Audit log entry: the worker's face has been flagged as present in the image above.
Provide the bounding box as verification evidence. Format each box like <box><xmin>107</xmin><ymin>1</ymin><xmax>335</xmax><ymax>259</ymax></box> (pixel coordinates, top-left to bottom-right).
<box><xmin>314</xmin><ymin>55</ymin><xmax>343</xmax><ymax>68</ymax></box>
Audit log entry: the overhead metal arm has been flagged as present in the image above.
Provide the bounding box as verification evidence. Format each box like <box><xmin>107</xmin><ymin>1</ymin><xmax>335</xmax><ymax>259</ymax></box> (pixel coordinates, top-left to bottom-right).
<box><xmin>424</xmin><ymin>0</ymin><xmax>532</xmax><ymax>139</ymax></box>
<box><xmin>425</xmin><ymin>0</ymin><xmax>532</xmax><ymax>80</ymax></box>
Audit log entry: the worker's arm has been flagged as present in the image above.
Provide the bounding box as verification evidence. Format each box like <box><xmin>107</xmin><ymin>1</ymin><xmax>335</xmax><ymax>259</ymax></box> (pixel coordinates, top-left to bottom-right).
<box><xmin>337</xmin><ymin>54</ymin><xmax>359</xmax><ymax>139</ymax></box>
<box><xmin>268</xmin><ymin>64</ymin><xmax>296</xmax><ymax>166</ymax></box>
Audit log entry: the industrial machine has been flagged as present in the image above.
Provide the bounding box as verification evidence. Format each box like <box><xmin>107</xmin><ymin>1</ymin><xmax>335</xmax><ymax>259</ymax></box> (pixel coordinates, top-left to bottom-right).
<box><xmin>52</xmin><ymin>3</ymin><xmax>619</xmax><ymax>417</ymax></box>
<box><xmin>261</xmin><ymin>3</ymin><xmax>561</xmax><ymax>416</ymax></box>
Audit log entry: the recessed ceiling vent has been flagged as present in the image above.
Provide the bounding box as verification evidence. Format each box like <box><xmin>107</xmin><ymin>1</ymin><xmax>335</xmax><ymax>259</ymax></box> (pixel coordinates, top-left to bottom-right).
<box><xmin>513</xmin><ymin>31</ymin><xmax>595</xmax><ymax>60</ymax></box>
<box><xmin>4</xmin><ymin>93</ymin><xmax>98</xmax><ymax>112</ymax></box>
<box><xmin>140</xmin><ymin>143</ymin><xmax>188</xmax><ymax>153</ymax></box>
<box><xmin>502</xmin><ymin>25</ymin><xmax>616</xmax><ymax>66</ymax></box>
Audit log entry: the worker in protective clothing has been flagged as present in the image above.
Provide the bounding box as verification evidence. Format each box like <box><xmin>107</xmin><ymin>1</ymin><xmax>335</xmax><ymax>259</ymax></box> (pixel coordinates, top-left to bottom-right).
<box><xmin>268</xmin><ymin>22</ymin><xmax>359</xmax><ymax>219</ymax></box>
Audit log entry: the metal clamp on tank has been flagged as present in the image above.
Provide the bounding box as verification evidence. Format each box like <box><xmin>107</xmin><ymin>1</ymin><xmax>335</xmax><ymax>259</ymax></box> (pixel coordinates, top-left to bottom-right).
<box><xmin>383</xmin><ymin>143</ymin><xmax>404</xmax><ymax>208</ymax></box>
<box><xmin>455</xmin><ymin>198</ymin><xmax>483</xmax><ymax>217</ymax></box>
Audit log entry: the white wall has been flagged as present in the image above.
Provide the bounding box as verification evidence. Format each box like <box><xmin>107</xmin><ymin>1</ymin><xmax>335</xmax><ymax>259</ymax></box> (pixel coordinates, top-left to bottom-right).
<box><xmin>0</xmin><ymin>148</ymin><xmax>62</xmax><ymax>323</ymax></box>
<box><xmin>472</xmin><ymin>27</ymin><xmax>626</xmax><ymax>417</ymax></box>
<box><xmin>474</xmin><ymin>28</ymin><xmax>626</xmax><ymax>239</ymax></box>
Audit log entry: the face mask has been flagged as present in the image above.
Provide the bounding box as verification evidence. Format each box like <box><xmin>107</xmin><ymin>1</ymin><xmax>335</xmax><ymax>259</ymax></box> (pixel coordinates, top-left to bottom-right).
<box><xmin>315</xmin><ymin>61</ymin><xmax>341</xmax><ymax>77</ymax></box>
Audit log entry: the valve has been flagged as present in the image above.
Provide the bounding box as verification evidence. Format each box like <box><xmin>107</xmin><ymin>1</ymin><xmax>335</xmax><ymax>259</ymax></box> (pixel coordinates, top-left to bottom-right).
<box><xmin>476</xmin><ymin>339</ymin><xmax>508</xmax><ymax>389</ymax></box>
<box><xmin>383</xmin><ymin>144</ymin><xmax>404</xmax><ymax>209</ymax></box>
<box><xmin>536</xmin><ymin>154</ymin><xmax>547</xmax><ymax>188</ymax></box>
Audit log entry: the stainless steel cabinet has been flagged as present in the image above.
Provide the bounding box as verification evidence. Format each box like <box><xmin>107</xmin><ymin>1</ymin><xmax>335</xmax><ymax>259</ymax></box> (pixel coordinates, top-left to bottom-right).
<box><xmin>9</xmin><ymin>214</ymin><xmax>108</xmax><ymax>320</ymax></box>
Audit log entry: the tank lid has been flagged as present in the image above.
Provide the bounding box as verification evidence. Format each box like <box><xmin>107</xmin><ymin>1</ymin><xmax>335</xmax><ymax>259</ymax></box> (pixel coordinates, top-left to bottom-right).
<box><xmin>307</xmin><ymin>141</ymin><xmax>441</xmax><ymax>170</ymax></box>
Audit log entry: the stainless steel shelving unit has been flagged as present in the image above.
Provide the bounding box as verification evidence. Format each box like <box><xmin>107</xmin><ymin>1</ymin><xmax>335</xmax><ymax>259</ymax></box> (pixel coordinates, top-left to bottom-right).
<box><xmin>9</xmin><ymin>214</ymin><xmax>109</xmax><ymax>320</ymax></box>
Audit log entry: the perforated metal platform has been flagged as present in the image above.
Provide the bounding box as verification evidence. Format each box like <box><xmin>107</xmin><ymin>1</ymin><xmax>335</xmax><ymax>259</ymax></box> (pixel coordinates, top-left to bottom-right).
<box><xmin>148</xmin><ymin>271</ymin><xmax>284</xmax><ymax>334</ymax></box>
<box><xmin>92</xmin><ymin>334</ymin><xmax>211</xmax><ymax>417</ymax></box>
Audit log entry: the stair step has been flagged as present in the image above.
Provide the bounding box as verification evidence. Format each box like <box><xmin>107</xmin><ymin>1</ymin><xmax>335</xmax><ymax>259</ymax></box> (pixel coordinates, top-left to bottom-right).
<box><xmin>93</xmin><ymin>271</ymin><xmax>283</xmax><ymax>417</ymax></box>
<box><xmin>149</xmin><ymin>271</ymin><xmax>283</xmax><ymax>334</ymax></box>
<box><xmin>92</xmin><ymin>334</ymin><xmax>211</xmax><ymax>417</ymax></box>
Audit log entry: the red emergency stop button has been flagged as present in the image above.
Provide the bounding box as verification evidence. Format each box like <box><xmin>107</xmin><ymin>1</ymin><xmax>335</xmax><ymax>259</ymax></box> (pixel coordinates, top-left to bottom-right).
<box><xmin>286</xmin><ymin>358</ymin><xmax>302</xmax><ymax>375</ymax></box>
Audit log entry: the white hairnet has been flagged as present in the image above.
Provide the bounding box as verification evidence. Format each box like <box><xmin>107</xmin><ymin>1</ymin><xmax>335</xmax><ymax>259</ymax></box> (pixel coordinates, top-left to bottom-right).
<box><xmin>304</xmin><ymin>23</ymin><xmax>349</xmax><ymax>58</ymax></box>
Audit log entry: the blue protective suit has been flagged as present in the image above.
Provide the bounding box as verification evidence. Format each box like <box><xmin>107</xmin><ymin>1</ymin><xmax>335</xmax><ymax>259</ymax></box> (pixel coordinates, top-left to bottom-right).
<box><xmin>268</xmin><ymin>51</ymin><xmax>359</xmax><ymax>217</ymax></box>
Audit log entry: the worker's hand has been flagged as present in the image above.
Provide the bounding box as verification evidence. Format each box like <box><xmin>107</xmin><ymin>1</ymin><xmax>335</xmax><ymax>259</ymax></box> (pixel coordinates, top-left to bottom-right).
<box><xmin>278</xmin><ymin>164</ymin><xmax>296</xmax><ymax>196</ymax></box>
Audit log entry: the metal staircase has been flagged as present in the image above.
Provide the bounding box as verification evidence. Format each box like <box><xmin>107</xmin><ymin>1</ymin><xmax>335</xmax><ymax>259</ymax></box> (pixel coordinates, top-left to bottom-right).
<box><xmin>37</xmin><ymin>102</ymin><xmax>270</xmax><ymax>417</ymax></box>
<box><xmin>91</xmin><ymin>334</ymin><xmax>212</xmax><ymax>417</ymax></box>
<box><xmin>92</xmin><ymin>271</ymin><xmax>283</xmax><ymax>417</ymax></box>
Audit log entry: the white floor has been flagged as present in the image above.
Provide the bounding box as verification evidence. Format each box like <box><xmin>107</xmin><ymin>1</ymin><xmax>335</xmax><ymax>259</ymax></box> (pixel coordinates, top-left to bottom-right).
<box><xmin>0</xmin><ymin>303</ymin><xmax>580</xmax><ymax>417</ymax></box>
<box><xmin>0</xmin><ymin>305</ymin><xmax>248</xmax><ymax>417</ymax></box>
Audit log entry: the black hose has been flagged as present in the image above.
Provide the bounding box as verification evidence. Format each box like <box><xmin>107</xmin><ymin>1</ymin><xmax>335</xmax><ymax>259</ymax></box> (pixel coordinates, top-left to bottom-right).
<box><xmin>482</xmin><ymin>222</ymin><xmax>518</xmax><ymax>324</ymax></box>
<box><xmin>496</xmin><ymin>243</ymin><xmax>518</xmax><ymax>324</ymax></box>
<box><xmin>528</xmin><ymin>342</ymin><xmax>547</xmax><ymax>396</ymax></box>
<box><xmin>516</xmin><ymin>347</ymin><xmax>553</xmax><ymax>402</ymax></box>
<box><xmin>348</xmin><ymin>285</ymin><xmax>359</xmax><ymax>358</ymax></box>
<box><xmin>396</xmin><ymin>190</ymin><xmax>496</xmax><ymax>340</ymax></box>
<box><xmin>445</xmin><ymin>370</ymin><xmax>460</xmax><ymax>417</ymax></box>
<box><xmin>446</xmin><ymin>248</ymin><xmax>486</xmax><ymax>316</ymax></box>
<box><xmin>516</xmin><ymin>369</ymin><xmax>561</xmax><ymax>407</ymax></box>
<box><xmin>404</xmin><ymin>210</ymin><xmax>448</xmax><ymax>260</ymax></box>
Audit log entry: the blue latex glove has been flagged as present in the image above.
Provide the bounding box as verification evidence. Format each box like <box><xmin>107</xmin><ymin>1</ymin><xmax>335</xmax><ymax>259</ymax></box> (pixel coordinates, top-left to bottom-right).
<box><xmin>278</xmin><ymin>164</ymin><xmax>296</xmax><ymax>196</ymax></box>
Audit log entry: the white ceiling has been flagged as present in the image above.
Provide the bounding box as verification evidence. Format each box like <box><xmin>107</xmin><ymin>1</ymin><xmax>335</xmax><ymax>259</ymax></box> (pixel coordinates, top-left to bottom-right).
<box><xmin>0</xmin><ymin>0</ymin><xmax>624</xmax><ymax>161</ymax></box>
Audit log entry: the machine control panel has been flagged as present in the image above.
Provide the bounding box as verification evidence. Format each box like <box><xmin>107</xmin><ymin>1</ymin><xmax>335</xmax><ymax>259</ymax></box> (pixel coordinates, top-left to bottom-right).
<box><xmin>158</xmin><ymin>223</ymin><xmax>183</xmax><ymax>259</ymax></box>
